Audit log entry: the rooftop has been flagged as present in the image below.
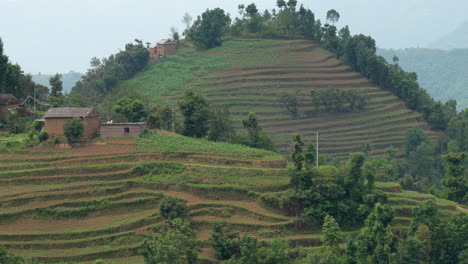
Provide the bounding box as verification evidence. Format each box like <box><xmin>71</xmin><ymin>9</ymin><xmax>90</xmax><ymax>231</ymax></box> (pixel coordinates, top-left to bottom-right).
<box><xmin>44</xmin><ymin>107</ymin><xmax>99</xmax><ymax>118</ymax></box>
<box><xmin>0</xmin><ymin>94</ymin><xmax>19</xmax><ymax>105</ymax></box>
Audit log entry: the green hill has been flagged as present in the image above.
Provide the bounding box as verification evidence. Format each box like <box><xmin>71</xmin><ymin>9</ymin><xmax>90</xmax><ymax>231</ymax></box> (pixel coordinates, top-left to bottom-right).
<box><xmin>0</xmin><ymin>134</ymin><xmax>463</xmax><ymax>263</ymax></box>
<box><xmin>107</xmin><ymin>39</ymin><xmax>439</xmax><ymax>159</ymax></box>
<box><xmin>378</xmin><ymin>48</ymin><xmax>468</xmax><ymax>110</ymax></box>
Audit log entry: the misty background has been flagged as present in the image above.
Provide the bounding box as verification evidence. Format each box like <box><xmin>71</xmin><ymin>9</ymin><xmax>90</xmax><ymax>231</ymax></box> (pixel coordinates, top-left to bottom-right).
<box><xmin>1</xmin><ymin>0</ymin><xmax>467</xmax><ymax>74</ymax></box>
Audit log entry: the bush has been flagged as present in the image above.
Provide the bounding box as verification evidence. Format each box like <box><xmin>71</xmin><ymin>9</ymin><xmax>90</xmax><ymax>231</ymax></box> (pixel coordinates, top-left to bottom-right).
<box><xmin>63</xmin><ymin>119</ymin><xmax>83</xmax><ymax>142</ymax></box>
<box><xmin>52</xmin><ymin>137</ymin><xmax>60</xmax><ymax>145</ymax></box>
<box><xmin>32</xmin><ymin>120</ymin><xmax>43</xmax><ymax>131</ymax></box>
<box><xmin>38</xmin><ymin>131</ymin><xmax>49</xmax><ymax>142</ymax></box>
<box><xmin>159</xmin><ymin>196</ymin><xmax>189</xmax><ymax>220</ymax></box>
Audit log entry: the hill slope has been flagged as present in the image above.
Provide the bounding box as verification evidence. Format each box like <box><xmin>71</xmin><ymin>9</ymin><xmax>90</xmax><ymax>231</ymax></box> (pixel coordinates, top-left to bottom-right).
<box><xmin>0</xmin><ymin>134</ymin><xmax>462</xmax><ymax>263</ymax></box>
<box><xmin>111</xmin><ymin>39</ymin><xmax>438</xmax><ymax>158</ymax></box>
<box><xmin>427</xmin><ymin>20</ymin><xmax>468</xmax><ymax>49</ymax></box>
<box><xmin>378</xmin><ymin>48</ymin><xmax>468</xmax><ymax>109</ymax></box>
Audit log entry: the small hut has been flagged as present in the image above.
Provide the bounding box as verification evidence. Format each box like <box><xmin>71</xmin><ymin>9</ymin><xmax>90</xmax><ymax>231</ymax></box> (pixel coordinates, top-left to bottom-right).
<box><xmin>100</xmin><ymin>122</ymin><xmax>147</xmax><ymax>138</ymax></box>
<box><xmin>0</xmin><ymin>94</ymin><xmax>20</xmax><ymax>120</ymax></box>
<box><xmin>44</xmin><ymin>107</ymin><xmax>100</xmax><ymax>138</ymax></box>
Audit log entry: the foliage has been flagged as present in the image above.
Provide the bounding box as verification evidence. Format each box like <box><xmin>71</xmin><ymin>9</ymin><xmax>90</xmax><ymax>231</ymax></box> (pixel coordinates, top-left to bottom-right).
<box><xmin>278</xmin><ymin>92</ymin><xmax>298</xmax><ymax>116</ymax></box>
<box><xmin>49</xmin><ymin>73</ymin><xmax>63</xmax><ymax>98</ymax></box>
<box><xmin>178</xmin><ymin>89</ymin><xmax>211</xmax><ymax>138</ymax></box>
<box><xmin>38</xmin><ymin>131</ymin><xmax>49</xmax><ymax>142</ymax></box>
<box><xmin>187</xmin><ymin>8</ymin><xmax>231</xmax><ymax>49</ymax></box>
<box><xmin>147</xmin><ymin>104</ymin><xmax>172</xmax><ymax>131</ymax></box>
<box><xmin>142</xmin><ymin>219</ymin><xmax>200</xmax><ymax>264</ymax></box>
<box><xmin>378</xmin><ymin>48</ymin><xmax>468</xmax><ymax>109</ymax></box>
<box><xmin>159</xmin><ymin>196</ymin><xmax>189</xmax><ymax>220</ymax></box>
<box><xmin>208</xmin><ymin>107</ymin><xmax>235</xmax><ymax>142</ymax></box>
<box><xmin>405</xmin><ymin>127</ymin><xmax>429</xmax><ymax>156</ymax></box>
<box><xmin>310</xmin><ymin>88</ymin><xmax>369</xmax><ymax>113</ymax></box>
<box><xmin>441</xmin><ymin>152</ymin><xmax>467</xmax><ymax>204</ymax></box>
<box><xmin>240</xmin><ymin>112</ymin><xmax>276</xmax><ymax>151</ymax></box>
<box><xmin>113</xmin><ymin>97</ymin><xmax>146</xmax><ymax>122</ymax></box>
<box><xmin>70</xmin><ymin>40</ymin><xmax>149</xmax><ymax>106</ymax></box>
<box><xmin>210</xmin><ymin>222</ymin><xmax>241</xmax><ymax>260</ymax></box>
<box><xmin>0</xmin><ymin>37</ymin><xmax>49</xmax><ymax>102</ymax></box>
<box><xmin>63</xmin><ymin>119</ymin><xmax>83</xmax><ymax>142</ymax></box>
<box><xmin>326</xmin><ymin>9</ymin><xmax>340</xmax><ymax>25</ymax></box>
<box><xmin>0</xmin><ymin>246</ymin><xmax>31</xmax><ymax>264</ymax></box>
<box><xmin>355</xmin><ymin>203</ymin><xmax>398</xmax><ymax>264</ymax></box>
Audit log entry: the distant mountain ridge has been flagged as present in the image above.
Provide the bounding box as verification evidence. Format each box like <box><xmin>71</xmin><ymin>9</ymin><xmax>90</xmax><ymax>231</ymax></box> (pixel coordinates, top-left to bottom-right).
<box><xmin>31</xmin><ymin>71</ymin><xmax>82</xmax><ymax>93</ymax></box>
<box><xmin>378</xmin><ymin>48</ymin><xmax>468</xmax><ymax>110</ymax></box>
<box><xmin>427</xmin><ymin>20</ymin><xmax>468</xmax><ymax>49</ymax></box>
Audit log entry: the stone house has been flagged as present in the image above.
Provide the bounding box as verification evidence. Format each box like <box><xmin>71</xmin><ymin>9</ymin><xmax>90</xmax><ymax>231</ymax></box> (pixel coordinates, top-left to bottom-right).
<box><xmin>44</xmin><ymin>107</ymin><xmax>100</xmax><ymax>138</ymax></box>
<box><xmin>100</xmin><ymin>122</ymin><xmax>147</xmax><ymax>138</ymax></box>
<box><xmin>148</xmin><ymin>39</ymin><xmax>177</xmax><ymax>57</ymax></box>
<box><xmin>0</xmin><ymin>94</ymin><xmax>20</xmax><ymax>120</ymax></box>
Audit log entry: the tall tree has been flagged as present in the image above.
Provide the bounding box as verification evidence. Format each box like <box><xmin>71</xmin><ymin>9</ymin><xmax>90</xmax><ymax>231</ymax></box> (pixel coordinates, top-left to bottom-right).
<box><xmin>187</xmin><ymin>8</ymin><xmax>231</xmax><ymax>49</ymax></box>
<box><xmin>326</xmin><ymin>9</ymin><xmax>340</xmax><ymax>25</ymax></box>
<box><xmin>178</xmin><ymin>89</ymin><xmax>211</xmax><ymax>138</ymax></box>
<box><xmin>49</xmin><ymin>73</ymin><xmax>63</xmax><ymax>98</ymax></box>
<box><xmin>442</xmin><ymin>152</ymin><xmax>467</xmax><ymax>204</ymax></box>
<box><xmin>181</xmin><ymin>12</ymin><xmax>193</xmax><ymax>34</ymax></box>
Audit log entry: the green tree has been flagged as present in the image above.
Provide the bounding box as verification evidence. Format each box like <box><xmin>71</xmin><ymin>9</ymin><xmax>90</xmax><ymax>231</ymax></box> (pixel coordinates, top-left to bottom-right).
<box><xmin>442</xmin><ymin>152</ymin><xmax>467</xmax><ymax>204</ymax></box>
<box><xmin>113</xmin><ymin>97</ymin><xmax>146</xmax><ymax>122</ymax></box>
<box><xmin>326</xmin><ymin>9</ymin><xmax>340</xmax><ymax>25</ymax></box>
<box><xmin>63</xmin><ymin>119</ymin><xmax>83</xmax><ymax>142</ymax></box>
<box><xmin>355</xmin><ymin>203</ymin><xmax>398</xmax><ymax>264</ymax></box>
<box><xmin>405</xmin><ymin>127</ymin><xmax>429</xmax><ymax>156</ymax></box>
<box><xmin>278</xmin><ymin>93</ymin><xmax>299</xmax><ymax>116</ymax></box>
<box><xmin>148</xmin><ymin>105</ymin><xmax>172</xmax><ymax>130</ymax></box>
<box><xmin>159</xmin><ymin>196</ymin><xmax>189</xmax><ymax>220</ymax></box>
<box><xmin>142</xmin><ymin>219</ymin><xmax>200</xmax><ymax>264</ymax></box>
<box><xmin>290</xmin><ymin>133</ymin><xmax>305</xmax><ymax>171</ymax></box>
<box><xmin>257</xmin><ymin>239</ymin><xmax>291</xmax><ymax>264</ymax></box>
<box><xmin>208</xmin><ymin>107</ymin><xmax>235</xmax><ymax>142</ymax></box>
<box><xmin>49</xmin><ymin>73</ymin><xmax>63</xmax><ymax>98</ymax></box>
<box><xmin>210</xmin><ymin>222</ymin><xmax>241</xmax><ymax>260</ymax></box>
<box><xmin>188</xmin><ymin>8</ymin><xmax>231</xmax><ymax>49</ymax></box>
<box><xmin>276</xmin><ymin>0</ymin><xmax>286</xmax><ymax>9</ymax></box>
<box><xmin>241</xmin><ymin>112</ymin><xmax>275</xmax><ymax>151</ymax></box>
<box><xmin>178</xmin><ymin>89</ymin><xmax>211</xmax><ymax>138</ymax></box>
<box><xmin>321</xmin><ymin>215</ymin><xmax>342</xmax><ymax>248</ymax></box>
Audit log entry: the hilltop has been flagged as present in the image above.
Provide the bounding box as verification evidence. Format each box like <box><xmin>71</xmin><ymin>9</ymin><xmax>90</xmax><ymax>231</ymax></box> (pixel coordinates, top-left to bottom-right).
<box><xmin>0</xmin><ymin>133</ymin><xmax>463</xmax><ymax>263</ymax></box>
<box><xmin>106</xmin><ymin>39</ymin><xmax>438</xmax><ymax>159</ymax></box>
<box><xmin>427</xmin><ymin>19</ymin><xmax>468</xmax><ymax>50</ymax></box>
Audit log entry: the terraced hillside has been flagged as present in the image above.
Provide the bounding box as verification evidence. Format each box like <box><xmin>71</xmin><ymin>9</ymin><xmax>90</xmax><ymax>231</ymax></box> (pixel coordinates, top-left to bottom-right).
<box><xmin>0</xmin><ymin>134</ymin><xmax>463</xmax><ymax>263</ymax></box>
<box><xmin>115</xmin><ymin>39</ymin><xmax>439</xmax><ymax>159</ymax></box>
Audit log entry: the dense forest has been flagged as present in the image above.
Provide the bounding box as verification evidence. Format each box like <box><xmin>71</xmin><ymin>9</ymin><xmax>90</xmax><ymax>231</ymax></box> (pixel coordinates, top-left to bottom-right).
<box><xmin>378</xmin><ymin>48</ymin><xmax>468</xmax><ymax>109</ymax></box>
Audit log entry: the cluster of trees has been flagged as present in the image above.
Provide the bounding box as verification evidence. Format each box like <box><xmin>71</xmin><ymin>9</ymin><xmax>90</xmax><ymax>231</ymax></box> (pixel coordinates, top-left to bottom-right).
<box><xmin>69</xmin><ymin>40</ymin><xmax>149</xmax><ymax>107</ymax></box>
<box><xmin>310</xmin><ymin>88</ymin><xmax>368</xmax><ymax>113</ymax></box>
<box><xmin>0</xmin><ymin>38</ymin><xmax>49</xmax><ymax>103</ymax></box>
<box><xmin>277</xmin><ymin>88</ymin><xmax>368</xmax><ymax>117</ymax></box>
<box><xmin>269</xmin><ymin>134</ymin><xmax>385</xmax><ymax>227</ymax></box>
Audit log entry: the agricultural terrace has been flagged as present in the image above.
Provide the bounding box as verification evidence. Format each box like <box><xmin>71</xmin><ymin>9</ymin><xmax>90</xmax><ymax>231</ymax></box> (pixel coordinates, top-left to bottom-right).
<box><xmin>112</xmin><ymin>39</ymin><xmax>439</xmax><ymax>159</ymax></box>
<box><xmin>0</xmin><ymin>134</ymin><xmax>464</xmax><ymax>263</ymax></box>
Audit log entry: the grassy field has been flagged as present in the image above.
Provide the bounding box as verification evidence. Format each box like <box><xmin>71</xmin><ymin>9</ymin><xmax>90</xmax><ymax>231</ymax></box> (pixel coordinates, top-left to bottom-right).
<box><xmin>0</xmin><ymin>135</ymin><xmax>465</xmax><ymax>263</ymax></box>
<box><xmin>109</xmin><ymin>38</ymin><xmax>439</xmax><ymax>158</ymax></box>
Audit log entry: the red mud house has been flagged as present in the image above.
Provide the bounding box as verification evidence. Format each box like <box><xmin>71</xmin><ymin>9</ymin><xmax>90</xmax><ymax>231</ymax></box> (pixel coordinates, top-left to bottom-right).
<box><xmin>148</xmin><ymin>39</ymin><xmax>177</xmax><ymax>56</ymax></box>
<box><xmin>44</xmin><ymin>107</ymin><xmax>100</xmax><ymax>138</ymax></box>
<box><xmin>100</xmin><ymin>122</ymin><xmax>147</xmax><ymax>138</ymax></box>
<box><xmin>0</xmin><ymin>94</ymin><xmax>20</xmax><ymax>121</ymax></box>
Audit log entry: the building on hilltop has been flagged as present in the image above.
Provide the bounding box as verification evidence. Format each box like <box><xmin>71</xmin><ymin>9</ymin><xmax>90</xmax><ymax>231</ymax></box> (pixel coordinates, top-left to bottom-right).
<box><xmin>148</xmin><ymin>39</ymin><xmax>177</xmax><ymax>57</ymax></box>
<box><xmin>0</xmin><ymin>94</ymin><xmax>20</xmax><ymax>120</ymax></box>
<box><xmin>100</xmin><ymin>122</ymin><xmax>147</xmax><ymax>138</ymax></box>
<box><xmin>44</xmin><ymin>107</ymin><xmax>100</xmax><ymax>138</ymax></box>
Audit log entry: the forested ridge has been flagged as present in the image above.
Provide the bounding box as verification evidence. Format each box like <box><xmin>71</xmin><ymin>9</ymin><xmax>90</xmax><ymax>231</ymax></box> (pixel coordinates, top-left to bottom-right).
<box><xmin>378</xmin><ymin>48</ymin><xmax>468</xmax><ymax>109</ymax></box>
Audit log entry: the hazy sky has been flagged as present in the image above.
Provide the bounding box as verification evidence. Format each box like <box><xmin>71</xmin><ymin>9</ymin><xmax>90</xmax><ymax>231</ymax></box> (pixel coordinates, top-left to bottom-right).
<box><xmin>1</xmin><ymin>0</ymin><xmax>467</xmax><ymax>74</ymax></box>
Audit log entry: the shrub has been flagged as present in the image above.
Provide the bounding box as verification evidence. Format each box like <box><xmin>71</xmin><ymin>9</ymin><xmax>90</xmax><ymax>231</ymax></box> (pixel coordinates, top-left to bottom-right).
<box><xmin>159</xmin><ymin>196</ymin><xmax>189</xmax><ymax>220</ymax></box>
<box><xmin>52</xmin><ymin>137</ymin><xmax>60</xmax><ymax>145</ymax></box>
<box><xmin>38</xmin><ymin>131</ymin><xmax>49</xmax><ymax>142</ymax></box>
<box><xmin>32</xmin><ymin>120</ymin><xmax>43</xmax><ymax>131</ymax></box>
<box><xmin>63</xmin><ymin>119</ymin><xmax>83</xmax><ymax>142</ymax></box>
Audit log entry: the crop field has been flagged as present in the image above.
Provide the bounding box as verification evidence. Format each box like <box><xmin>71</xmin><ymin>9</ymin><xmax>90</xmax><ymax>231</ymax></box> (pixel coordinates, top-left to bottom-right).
<box><xmin>0</xmin><ymin>134</ymin><xmax>464</xmax><ymax>263</ymax></box>
<box><xmin>114</xmin><ymin>39</ymin><xmax>439</xmax><ymax>158</ymax></box>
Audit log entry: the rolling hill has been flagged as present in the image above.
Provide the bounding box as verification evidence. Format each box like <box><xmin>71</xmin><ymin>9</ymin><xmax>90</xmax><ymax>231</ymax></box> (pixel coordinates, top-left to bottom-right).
<box><xmin>0</xmin><ymin>133</ymin><xmax>462</xmax><ymax>263</ymax></box>
<box><xmin>109</xmin><ymin>39</ymin><xmax>439</xmax><ymax>159</ymax></box>
<box><xmin>427</xmin><ymin>19</ymin><xmax>468</xmax><ymax>50</ymax></box>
